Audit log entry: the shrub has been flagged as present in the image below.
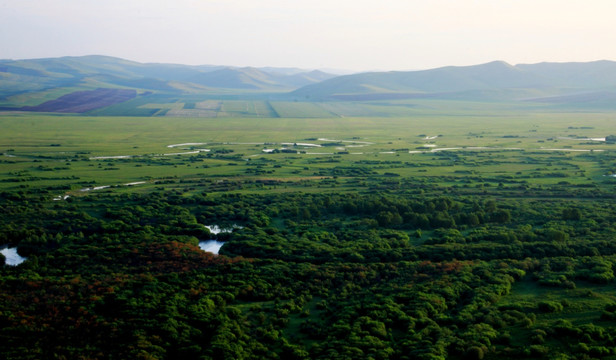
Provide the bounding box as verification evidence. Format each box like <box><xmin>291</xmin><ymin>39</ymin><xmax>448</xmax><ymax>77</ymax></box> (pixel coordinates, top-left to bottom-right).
<box><xmin>538</xmin><ymin>301</ymin><xmax>563</xmax><ymax>313</ymax></box>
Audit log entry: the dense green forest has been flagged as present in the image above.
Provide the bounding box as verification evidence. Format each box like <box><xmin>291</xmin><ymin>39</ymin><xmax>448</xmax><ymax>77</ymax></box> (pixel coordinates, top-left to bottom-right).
<box><xmin>2</xmin><ymin>184</ymin><xmax>616</xmax><ymax>359</ymax></box>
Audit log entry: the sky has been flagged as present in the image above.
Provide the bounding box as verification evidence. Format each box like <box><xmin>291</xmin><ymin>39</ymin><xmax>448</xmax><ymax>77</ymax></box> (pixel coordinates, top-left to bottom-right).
<box><xmin>1</xmin><ymin>0</ymin><xmax>615</xmax><ymax>71</ymax></box>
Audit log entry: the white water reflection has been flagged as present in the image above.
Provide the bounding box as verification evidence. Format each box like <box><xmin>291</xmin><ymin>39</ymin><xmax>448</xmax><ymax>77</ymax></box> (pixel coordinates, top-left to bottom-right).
<box><xmin>199</xmin><ymin>225</ymin><xmax>243</xmax><ymax>255</ymax></box>
<box><xmin>167</xmin><ymin>143</ymin><xmax>207</xmax><ymax>148</ymax></box>
<box><xmin>557</xmin><ymin>137</ymin><xmax>606</xmax><ymax>142</ymax></box>
<box><xmin>198</xmin><ymin>240</ymin><xmax>225</xmax><ymax>255</ymax></box>
<box><xmin>1</xmin><ymin>247</ymin><xmax>27</xmax><ymax>266</ymax></box>
<box><xmin>204</xmin><ymin>225</ymin><xmax>242</xmax><ymax>235</ymax></box>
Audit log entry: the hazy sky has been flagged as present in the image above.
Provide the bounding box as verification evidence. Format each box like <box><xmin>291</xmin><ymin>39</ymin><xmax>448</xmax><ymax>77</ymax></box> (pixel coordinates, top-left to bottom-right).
<box><xmin>1</xmin><ymin>0</ymin><xmax>615</xmax><ymax>71</ymax></box>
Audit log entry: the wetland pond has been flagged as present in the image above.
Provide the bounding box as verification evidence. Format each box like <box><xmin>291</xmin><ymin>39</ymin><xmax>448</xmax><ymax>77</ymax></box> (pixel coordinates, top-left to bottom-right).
<box><xmin>199</xmin><ymin>225</ymin><xmax>243</xmax><ymax>255</ymax></box>
<box><xmin>1</xmin><ymin>246</ymin><xmax>27</xmax><ymax>266</ymax></box>
<box><xmin>198</xmin><ymin>240</ymin><xmax>225</xmax><ymax>255</ymax></box>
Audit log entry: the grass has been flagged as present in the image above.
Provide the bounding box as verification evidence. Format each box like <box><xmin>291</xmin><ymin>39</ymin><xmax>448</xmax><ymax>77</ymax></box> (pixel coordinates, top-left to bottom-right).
<box><xmin>269</xmin><ymin>102</ymin><xmax>336</xmax><ymax>118</ymax></box>
<box><xmin>497</xmin><ymin>276</ymin><xmax>616</xmax><ymax>352</ymax></box>
<box><xmin>217</xmin><ymin>100</ymin><xmax>278</xmax><ymax>117</ymax></box>
<box><xmin>0</xmin><ymin>108</ymin><xmax>615</xmax><ymax>196</ymax></box>
<box><xmin>1</xmin><ymin>87</ymin><xmax>86</xmax><ymax>107</ymax></box>
<box><xmin>284</xmin><ymin>296</ymin><xmax>326</xmax><ymax>346</ymax></box>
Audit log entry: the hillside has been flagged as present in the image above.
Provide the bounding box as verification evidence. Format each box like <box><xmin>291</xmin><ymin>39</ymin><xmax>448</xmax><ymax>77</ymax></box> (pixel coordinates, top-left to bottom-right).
<box><xmin>2</xmin><ymin>56</ymin><xmax>616</xmax><ymax>114</ymax></box>
<box><xmin>291</xmin><ymin>60</ymin><xmax>616</xmax><ymax>103</ymax></box>
<box><xmin>20</xmin><ymin>88</ymin><xmax>137</xmax><ymax>113</ymax></box>
<box><xmin>0</xmin><ymin>55</ymin><xmax>337</xmax><ymax>108</ymax></box>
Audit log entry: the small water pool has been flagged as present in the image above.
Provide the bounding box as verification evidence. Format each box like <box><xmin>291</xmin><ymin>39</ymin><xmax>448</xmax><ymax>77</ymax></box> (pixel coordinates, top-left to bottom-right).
<box><xmin>1</xmin><ymin>247</ymin><xmax>27</xmax><ymax>266</ymax></box>
<box><xmin>198</xmin><ymin>240</ymin><xmax>225</xmax><ymax>255</ymax></box>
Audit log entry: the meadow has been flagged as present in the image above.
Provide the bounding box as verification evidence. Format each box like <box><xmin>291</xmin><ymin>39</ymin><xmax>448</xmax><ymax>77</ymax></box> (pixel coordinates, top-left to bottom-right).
<box><xmin>1</xmin><ymin>108</ymin><xmax>614</xmax><ymax>194</ymax></box>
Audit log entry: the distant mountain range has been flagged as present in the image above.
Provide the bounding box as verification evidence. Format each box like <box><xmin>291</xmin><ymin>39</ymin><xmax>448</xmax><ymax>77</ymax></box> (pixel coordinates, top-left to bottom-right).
<box><xmin>1</xmin><ymin>55</ymin><xmax>616</xmax><ymax>112</ymax></box>
<box><xmin>291</xmin><ymin>60</ymin><xmax>616</xmax><ymax>103</ymax></box>
<box><xmin>0</xmin><ymin>55</ymin><xmax>337</xmax><ymax>99</ymax></box>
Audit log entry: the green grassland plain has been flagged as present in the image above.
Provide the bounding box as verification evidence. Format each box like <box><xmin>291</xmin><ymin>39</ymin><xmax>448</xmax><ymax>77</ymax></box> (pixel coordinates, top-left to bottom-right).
<box><xmin>1</xmin><ymin>108</ymin><xmax>615</xmax><ymax>196</ymax></box>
